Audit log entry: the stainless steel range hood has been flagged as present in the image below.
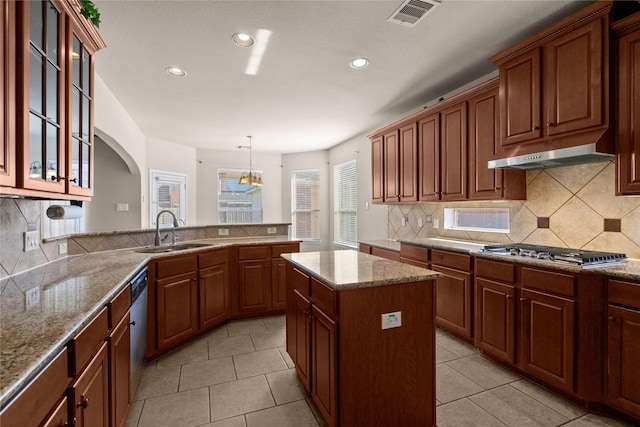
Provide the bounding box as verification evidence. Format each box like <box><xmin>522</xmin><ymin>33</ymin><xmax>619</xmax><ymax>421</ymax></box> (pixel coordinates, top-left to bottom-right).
<box><xmin>488</xmin><ymin>143</ymin><xmax>615</xmax><ymax>170</ymax></box>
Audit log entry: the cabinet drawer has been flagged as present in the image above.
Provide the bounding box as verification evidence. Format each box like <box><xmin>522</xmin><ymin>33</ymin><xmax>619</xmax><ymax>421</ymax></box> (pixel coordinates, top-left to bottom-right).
<box><xmin>371</xmin><ymin>246</ymin><xmax>401</xmax><ymax>261</ymax></box>
<box><xmin>400</xmin><ymin>244</ymin><xmax>429</xmax><ymax>263</ymax></box>
<box><xmin>0</xmin><ymin>349</ymin><xmax>71</xmax><ymax>427</ymax></box>
<box><xmin>476</xmin><ymin>259</ymin><xmax>516</xmax><ymax>283</ymax></box>
<box><xmin>289</xmin><ymin>266</ymin><xmax>310</xmax><ymax>298</ymax></box>
<box><xmin>238</xmin><ymin>245</ymin><xmax>270</xmax><ymax>260</ymax></box>
<box><xmin>70</xmin><ymin>307</ymin><xmax>108</xmax><ymax>376</ymax></box>
<box><xmin>431</xmin><ymin>250</ymin><xmax>471</xmax><ymax>271</ymax></box>
<box><xmin>311</xmin><ymin>278</ymin><xmax>337</xmax><ymax>317</ymax></box>
<box><xmin>522</xmin><ymin>267</ymin><xmax>575</xmax><ymax>297</ymax></box>
<box><xmin>156</xmin><ymin>255</ymin><xmax>198</xmax><ymax>278</ymax></box>
<box><xmin>108</xmin><ymin>285</ymin><xmax>130</xmax><ymax>330</ymax></box>
<box><xmin>359</xmin><ymin>244</ymin><xmax>372</xmax><ymax>254</ymax></box>
<box><xmin>609</xmin><ymin>279</ymin><xmax>640</xmax><ymax>308</ymax></box>
<box><xmin>272</xmin><ymin>243</ymin><xmax>299</xmax><ymax>258</ymax></box>
<box><xmin>199</xmin><ymin>248</ymin><xmax>228</xmax><ymax>269</ymax></box>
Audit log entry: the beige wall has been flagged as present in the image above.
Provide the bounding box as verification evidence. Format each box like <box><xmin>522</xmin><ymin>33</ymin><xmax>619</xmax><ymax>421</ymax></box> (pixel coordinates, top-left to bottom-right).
<box><xmin>388</xmin><ymin>161</ymin><xmax>640</xmax><ymax>258</ymax></box>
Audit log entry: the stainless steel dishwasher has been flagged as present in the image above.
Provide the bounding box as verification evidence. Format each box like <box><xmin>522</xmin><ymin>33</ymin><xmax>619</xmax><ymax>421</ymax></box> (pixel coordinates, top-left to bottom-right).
<box><xmin>129</xmin><ymin>266</ymin><xmax>148</xmax><ymax>392</ymax></box>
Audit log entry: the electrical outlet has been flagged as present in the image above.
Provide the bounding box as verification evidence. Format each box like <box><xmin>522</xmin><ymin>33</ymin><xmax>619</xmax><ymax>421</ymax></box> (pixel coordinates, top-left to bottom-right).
<box><xmin>267</xmin><ymin>227</ymin><xmax>277</xmax><ymax>234</ymax></box>
<box><xmin>58</xmin><ymin>242</ymin><xmax>68</xmax><ymax>255</ymax></box>
<box><xmin>26</xmin><ymin>287</ymin><xmax>40</xmax><ymax>310</ymax></box>
<box><xmin>426</xmin><ymin>215</ymin><xmax>432</xmax><ymax>223</ymax></box>
<box><xmin>116</xmin><ymin>203</ymin><xmax>129</xmax><ymax>211</ymax></box>
<box><xmin>218</xmin><ymin>228</ymin><xmax>229</xmax><ymax>236</ymax></box>
<box><xmin>418</xmin><ymin>218</ymin><xmax>423</xmax><ymax>228</ymax></box>
<box><xmin>24</xmin><ymin>230</ymin><xmax>40</xmax><ymax>252</ymax></box>
<box><xmin>381</xmin><ymin>311</ymin><xmax>402</xmax><ymax>330</ymax></box>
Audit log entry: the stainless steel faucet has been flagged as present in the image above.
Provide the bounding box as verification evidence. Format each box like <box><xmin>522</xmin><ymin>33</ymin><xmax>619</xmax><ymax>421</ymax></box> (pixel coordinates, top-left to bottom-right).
<box><xmin>155</xmin><ymin>210</ymin><xmax>180</xmax><ymax>246</ymax></box>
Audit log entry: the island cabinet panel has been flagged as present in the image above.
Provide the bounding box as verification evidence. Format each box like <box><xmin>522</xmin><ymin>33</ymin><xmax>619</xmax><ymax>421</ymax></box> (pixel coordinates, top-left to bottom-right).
<box><xmin>475</xmin><ymin>278</ymin><xmax>516</xmax><ymax>364</ymax></box>
<box><xmin>370</xmin><ymin>135</ymin><xmax>384</xmax><ymax>203</ymax></box>
<box><xmin>607</xmin><ymin>279</ymin><xmax>640</xmax><ymax>420</ymax></box>
<box><xmin>311</xmin><ymin>305</ymin><xmax>338</xmax><ymax>427</ymax></box>
<box><xmin>614</xmin><ymin>13</ymin><xmax>640</xmax><ymax>195</ymax></box>
<box><xmin>293</xmin><ymin>290</ymin><xmax>312</xmax><ymax>392</ymax></box>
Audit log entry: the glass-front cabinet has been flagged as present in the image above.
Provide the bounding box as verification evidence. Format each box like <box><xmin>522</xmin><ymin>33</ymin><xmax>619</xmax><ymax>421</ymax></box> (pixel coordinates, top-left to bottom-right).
<box><xmin>2</xmin><ymin>0</ymin><xmax>104</xmax><ymax>199</ymax></box>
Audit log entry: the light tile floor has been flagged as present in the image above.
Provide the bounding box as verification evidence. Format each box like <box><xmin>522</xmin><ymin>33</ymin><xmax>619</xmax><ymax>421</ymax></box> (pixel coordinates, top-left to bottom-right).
<box><xmin>126</xmin><ymin>314</ymin><xmax>634</xmax><ymax>427</ymax></box>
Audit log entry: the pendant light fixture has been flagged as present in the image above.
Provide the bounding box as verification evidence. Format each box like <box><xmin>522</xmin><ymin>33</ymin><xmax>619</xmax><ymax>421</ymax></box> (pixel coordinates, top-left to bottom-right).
<box><xmin>238</xmin><ymin>136</ymin><xmax>263</xmax><ymax>186</ymax></box>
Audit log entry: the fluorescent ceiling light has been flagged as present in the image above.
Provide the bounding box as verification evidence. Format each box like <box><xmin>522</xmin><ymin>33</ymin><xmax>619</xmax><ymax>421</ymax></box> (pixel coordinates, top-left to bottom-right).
<box><xmin>245</xmin><ymin>29</ymin><xmax>272</xmax><ymax>76</ymax></box>
<box><xmin>350</xmin><ymin>58</ymin><xmax>369</xmax><ymax>69</ymax></box>
<box><xmin>165</xmin><ymin>67</ymin><xmax>187</xmax><ymax>77</ymax></box>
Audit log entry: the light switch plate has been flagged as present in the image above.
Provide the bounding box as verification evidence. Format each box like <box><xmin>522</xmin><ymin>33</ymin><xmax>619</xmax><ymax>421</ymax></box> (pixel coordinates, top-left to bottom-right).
<box><xmin>58</xmin><ymin>242</ymin><xmax>68</xmax><ymax>255</ymax></box>
<box><xmin>218</xmin><ymin>228</ymin><xmax>229</xmax><ymax>236</ymax></box>
<box><xmin>24</xmin><ymin>230</ymin><xmax>40</xmax><ymax>252</ymax></box>
<box><xmin>26</xmin><ymin>287</ymin><xmax>40</xmax><ymax>309</ymax></box>
<box><xmin>267</xmin><ymin>227</ymin><xmax>277</xmax><ymax>234</ymax></box>
<box><xmin>381</xmin><ymin>311</ymin><xmax>402</xmax><ymax>330</ymax></box>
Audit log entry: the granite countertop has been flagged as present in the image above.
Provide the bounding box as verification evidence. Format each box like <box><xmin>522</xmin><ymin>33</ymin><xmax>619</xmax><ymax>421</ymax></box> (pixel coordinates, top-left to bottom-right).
<box><xmin>0</xmin><ymin>236</ymin><xmax>298</xmax><ymax>408</ymax></box>
<box><xmin>358</xmin><ymin>239</ymin><xmax>401</xmax><ymax>252</ymax></box>
<box><xmin>281</xmin><ymin>250</ymin><xmax>442</xmax><ymax>290</ymax></box>
<box><xmin>399</xmin><ymin>237</ymin><xmax>487</xmax><ymax>254</ymax></box>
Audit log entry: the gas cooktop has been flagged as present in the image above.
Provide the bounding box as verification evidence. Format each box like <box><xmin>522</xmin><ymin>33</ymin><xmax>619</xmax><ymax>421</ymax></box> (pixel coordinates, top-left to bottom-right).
<box><xmin>482</xmin><ymin>243</ymin><xmax>627</xmax><ymax>268</ymax></box>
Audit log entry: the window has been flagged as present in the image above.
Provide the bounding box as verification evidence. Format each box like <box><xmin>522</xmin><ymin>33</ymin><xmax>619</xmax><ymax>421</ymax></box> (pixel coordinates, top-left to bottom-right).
<box><xmin>149</xmin><ymin>169</ymin><xmax>187</xmax><ymax>226</ymax></box>
<box><xmin>218</xmin><ymin>169</ymin><xmax>263</xmax><ymax>223</ymax></box>
<box><xmin>443</xmin><ymin>207</ymin><xmax>510</xmax><ymax>233</ymax></box>
<box><xmin>334</xmin><ymin>160</ymin><xmax>357</xmax><ymax>247</ymax></box>
<box><xmin>291</xmin><ymin>169</ymin><xmax>320</xmax><ymax>241</ymax></box>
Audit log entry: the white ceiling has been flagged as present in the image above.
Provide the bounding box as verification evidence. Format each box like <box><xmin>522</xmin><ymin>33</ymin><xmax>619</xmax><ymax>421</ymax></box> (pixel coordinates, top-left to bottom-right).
<box><xmin>93</xmin><ymin>0</ymin><xmax>590</xmax><ymax>154</ymax></box>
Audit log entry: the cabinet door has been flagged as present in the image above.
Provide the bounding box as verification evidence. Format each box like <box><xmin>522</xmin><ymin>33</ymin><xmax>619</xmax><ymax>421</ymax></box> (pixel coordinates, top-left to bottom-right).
<box><xmin>72</xmin><ymin>342</ymin><xmax>109</xmax><ymax>427</ymax></box>
<box><xmin>383</xmin><ymin>129</ymin><xmax>399</xmax><ymax>202</ymax></box>
<box><xmin>370</xmin><ymin>135</ymin><xmax>384</xmax><ymax>203</ymax></box>
<box><xmin>475</xmin><ymin>278</ymin><xmax>516</xmax><ymax>364</ymax></box>
<box><xmin>545</xmin><ymin>19</ymin><xmax>603</xmax><ymax>135</ymax></box>
<box><xmin>157</xmin><ymin>272</ymin><xmax>199</xmax><ymax>351</ymax></box>
<box><xmin>312</xmin><ymin>305</ymin><xmax>337</xmax><ymax>427</ymax></box>
<box><xmin>432</xmin><ymin>265</ymin><xmax>472</xmax><ymax>340</ymax></box>
<box><xmin>109</xmin><ymin>312</ymin><xmax>130</xmax><ymax>427</ymax></box>
<box><xmin>520</xmin><ymin>289</ymin><xmax>575</xmax><ymax>393</ymax></box>
<box><xmin>293</xmin><ymin>289</ymin><xmax>312</xmax><ymax>392</ymax></box>
<box><xmin>440</xmin><ymin>102</ymin><xmax>467</xmax><ymax>201</ymax></box>
<box><xmin>0</xmin><ymin>0</ymin><xmax>16</xmax><ymax>187</ymax></box>
<box><xmin>271</xmin><ymin>258</ymin><xmax>287</xmax><ymax>311</ymax></box>
<box><xmin>399</xmin><ymin>123</ymin><xmax>417</xmax><ymax>202</ymax></box>
<box><xmin>607</xmin><ymin>305</ymin><xmax>640</xmax><ymax>419</ymax></box>
<box><xmin>67</xmin><ymin>24</ymin><xmax>96</xmax><ymax>197</ymax></box>
<box><xmin>200</xmin><ymin>263</ymin><xmax>228</xmax><ymax>330</ymax></box>
<box><xmin>19</xmin><ymin>0</ymin><xmax>66</xmax><ymax>193</ymax></box>
<box><xmin>238</xmin><ymin>260</ymin><xmax>270</xmax><ymax>314</ymax></box>
<box><xmin>42</xmin><ymin>395</ymin><xmax>70</xmax><ymax>427</ymax></box>
<box><xmin>418</xmin><ymin>113</ymin><xmax>439</xmax><ymax>201</ymax></box>
<box><xmin>499</xmin><ymin>49</ymin><xmax>542</xmax><ymax>145</ymax></box>
<box><xmin>616</xmin><ymin>21</ymin><xmax>640</xmax><ymax>195</ymax></box>
<box><xmin>468</xmin><ymin>87</ymin><xmax>503</xmax><ymax>200</ymax></box>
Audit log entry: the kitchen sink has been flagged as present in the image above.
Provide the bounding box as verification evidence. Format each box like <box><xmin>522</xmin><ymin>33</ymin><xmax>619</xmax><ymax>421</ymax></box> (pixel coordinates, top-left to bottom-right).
<box><xmin>135</xmin><ymin>243</ymin><xmax>212</xmax><ymax>253</ymax></box>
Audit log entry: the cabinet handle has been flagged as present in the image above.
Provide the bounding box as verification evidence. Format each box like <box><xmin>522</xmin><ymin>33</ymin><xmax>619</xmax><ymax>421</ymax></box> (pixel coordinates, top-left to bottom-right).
<box><xmin>532</xmin><ymin>126</ymin><xmax>540</xmax><ymax>130</ymax></box>
<box><xmin>77</xmin><ymin>397</ymin><xmax>89</xmax><ymax>409</ymax></box>
<box><xmin>69</xmin><ymin>177</ymin><xmax>77</xmax><ymax>183</ymax></box>
<box><xmin>608</xmin><ymin>316</ymin><xmax>616</xmax><ymax>323</ymax></box>
<box><xmin>520</xmin><ymin>298</ymin><xmax>526</xmax><ymax>302</ymax></box>
<box><xmin>129</xmin><ymin>320</ymin><xmax>136</xmax><ymax>326</ymax></box>
<box><xmin>505</xmin><ymin>295</ymin><xmax>512</xmax><ymax>299</ymax></box>
<box><xmin>546</xmin><ymin>122</ymin><xmax>556</xmax><ymax>127</ymax></box>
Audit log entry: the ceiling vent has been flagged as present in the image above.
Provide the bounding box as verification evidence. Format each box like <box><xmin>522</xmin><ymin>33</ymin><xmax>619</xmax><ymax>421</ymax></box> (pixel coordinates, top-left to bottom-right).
<box><xmin>388</xmin><ymin>0</ymin><xmax>441</xmax><ymax>27</ymax></box>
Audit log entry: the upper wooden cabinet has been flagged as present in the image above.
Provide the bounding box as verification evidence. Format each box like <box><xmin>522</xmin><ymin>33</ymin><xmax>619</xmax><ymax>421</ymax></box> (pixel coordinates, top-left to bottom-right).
<box><xmin>0</xmin><ymin>0</ymin><xmax>105</xmax><ymax>200</ymax></box>
<box><xmin>491</xmin><ymin>1</ymin><xmax>613</xmax><ymax>157</ymax></box>
<box><xmin>1</xmin><ymin>1</ymin><xmax>16</xmax><ymax>188</ymax></box>
<box><xmin>371</xmin><ymin>79</ymin><xmax>526</xmax><ymax>204</ymax></box>
<box><xmin>613</xmin><ymin>12</ymin><xmax>640</xmax><ymax>195</ymax></box>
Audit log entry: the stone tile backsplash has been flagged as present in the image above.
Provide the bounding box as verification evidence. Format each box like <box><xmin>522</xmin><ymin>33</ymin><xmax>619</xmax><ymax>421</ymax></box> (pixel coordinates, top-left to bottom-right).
<box><xmin>388</xmin><ymin>162</ymin><xmax>640</xmax><ymax>259</ymax></box>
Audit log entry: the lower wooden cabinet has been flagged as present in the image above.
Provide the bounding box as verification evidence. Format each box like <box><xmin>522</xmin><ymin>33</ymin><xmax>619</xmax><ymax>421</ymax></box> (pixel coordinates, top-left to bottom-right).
<box><xmin>157</xmin><ymin>271</ymin><xmax>199</xmax><ymax>351</ymax></box>
<box><xmin>475</xmin><ymin>277</ymin><xmax>516</xmax><ymax>364</ymax></box>
<box><xmin>311</xmin><ymin>305</ymin><xmax>338</xmax><ymax>427</ymax></box>
<box><xmin>42</xmin><ymin>395</ymin><xmax>70</xmax><ymax>427</ymax></box>
<box><xmin>200</xmin><ymin>263</ymin><xmax>228</xmax><ymax>330</ymax></box>
<box><xmin>109</xmin><ymin>312</ymin><xmax>131</xmax><ymax>427</ymax></box>
<box><xmin>607</xmin><ymin>279</ymin><xmax>640</xmax><ymax>420</ymax></box>
<box><xmin>71</xmin><ymin>342</ymin><xmax>109</xmax><ymax>427</ymax></box>
<box><xmin>292</xmin><ymin>289</ymin><xmax>312</xmax><ymax>392</ymax></box>
<box><xmin>238</xmin><ymin>259</ymin><xmax>271</xmax><ymax>313</ymax></box>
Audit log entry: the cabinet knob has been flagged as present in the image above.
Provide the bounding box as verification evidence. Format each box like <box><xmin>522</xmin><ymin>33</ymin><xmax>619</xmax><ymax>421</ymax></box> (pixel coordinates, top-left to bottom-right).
<box><xmin>520</xmin><ymin>298</ymin><xmax>526</xmax><ymax>302</ymax></box>
<box><xmin>69</xmin><ymin>177</ymin><xmax>77</xmax><ymax>183</ymax></box>
<box><xmin>546</xmin><ymin>122</ymin><xmax>556</xmax><ymax>127</ymax></box>
<box><xmin>532</xmin><ymin>126</ymin><xmax>540</xmax><ymax>130</ymax></box>
<box><xmin>77</xmin><ymin>397</ymin><xmax>89</xmax><ymax>409</ymax></box>
<box><xmin>608</xmin><ymin>316</ymin><xmax>616</xmax><ymax>323</ymax></box>
<box><xmin>505</xmin><ymin>295</ymin><xmax>512</xmax><ymax>299</ymax></box>
<box><xmin>129</xmin><ymin>320</ymin><xmax>136</xmax><ymax>326</ymax></box>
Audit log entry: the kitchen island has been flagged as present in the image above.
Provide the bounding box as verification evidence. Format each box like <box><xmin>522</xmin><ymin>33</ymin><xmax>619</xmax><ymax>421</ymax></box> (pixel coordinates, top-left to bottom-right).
<box><xmin>282</xmin><ymin>250</ymin><xmax>443</xmax><ymax>427</ymax></box>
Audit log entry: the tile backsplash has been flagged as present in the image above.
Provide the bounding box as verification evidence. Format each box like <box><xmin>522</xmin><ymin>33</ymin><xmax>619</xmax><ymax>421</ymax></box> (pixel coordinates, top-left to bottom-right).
<box><xmin>388</xmin><ymin>161</ymin><xmax>640</xmax><ymax>259</ymax></box>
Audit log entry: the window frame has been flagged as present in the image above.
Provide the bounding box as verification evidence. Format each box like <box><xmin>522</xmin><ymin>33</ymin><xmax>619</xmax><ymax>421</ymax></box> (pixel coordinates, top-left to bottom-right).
<box><xmin>333</xmin><ymin>159</ymin><xmax>357</xmax><ymax>248</ymax></box>
<box><xmin>291</xmin><ymin>168</ymin><xmax>320</xmax><ymax>242</ymax></box>
<box><xmin>217</xmin><ymin>168</ymin><xmax>263</xmax><ymax>224</ymax></box>
<box><xmin>149</xmin><ymin>169</ymin><xmax>187</xmax><ymax>227</ymax></box>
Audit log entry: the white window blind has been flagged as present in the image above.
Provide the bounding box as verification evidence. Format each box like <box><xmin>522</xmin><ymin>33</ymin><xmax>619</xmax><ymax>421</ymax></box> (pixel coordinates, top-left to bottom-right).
<box><xmin>149</xmin><ymin>169</ymin><xmax>187</xmax><ymax>226</ymax></box>
<box><xmin>334</xmin><ymin>160</ymin><xmax>357</xmax><ymax>247</ymax></box>
<box><xmin>291</xmin><ymin>169</ymin><xmax>320</xmax><ymax>240</ymax></box>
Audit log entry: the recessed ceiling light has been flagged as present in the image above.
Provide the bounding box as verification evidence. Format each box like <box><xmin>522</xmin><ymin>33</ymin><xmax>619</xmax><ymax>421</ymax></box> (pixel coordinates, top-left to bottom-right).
<box><xmin>350</xmin><ymin>58</ymin><xmax>369</xmax><ymax>69</ymax></box>
<box><xmin>232</xmin><ymin>33</ymin><xmax>255</xmax><ymax>47</ymax></box>
<box><xmin>165</xmin><ymin>67</ymin><xmax>187</xmax><ymax>77</ymax></box>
